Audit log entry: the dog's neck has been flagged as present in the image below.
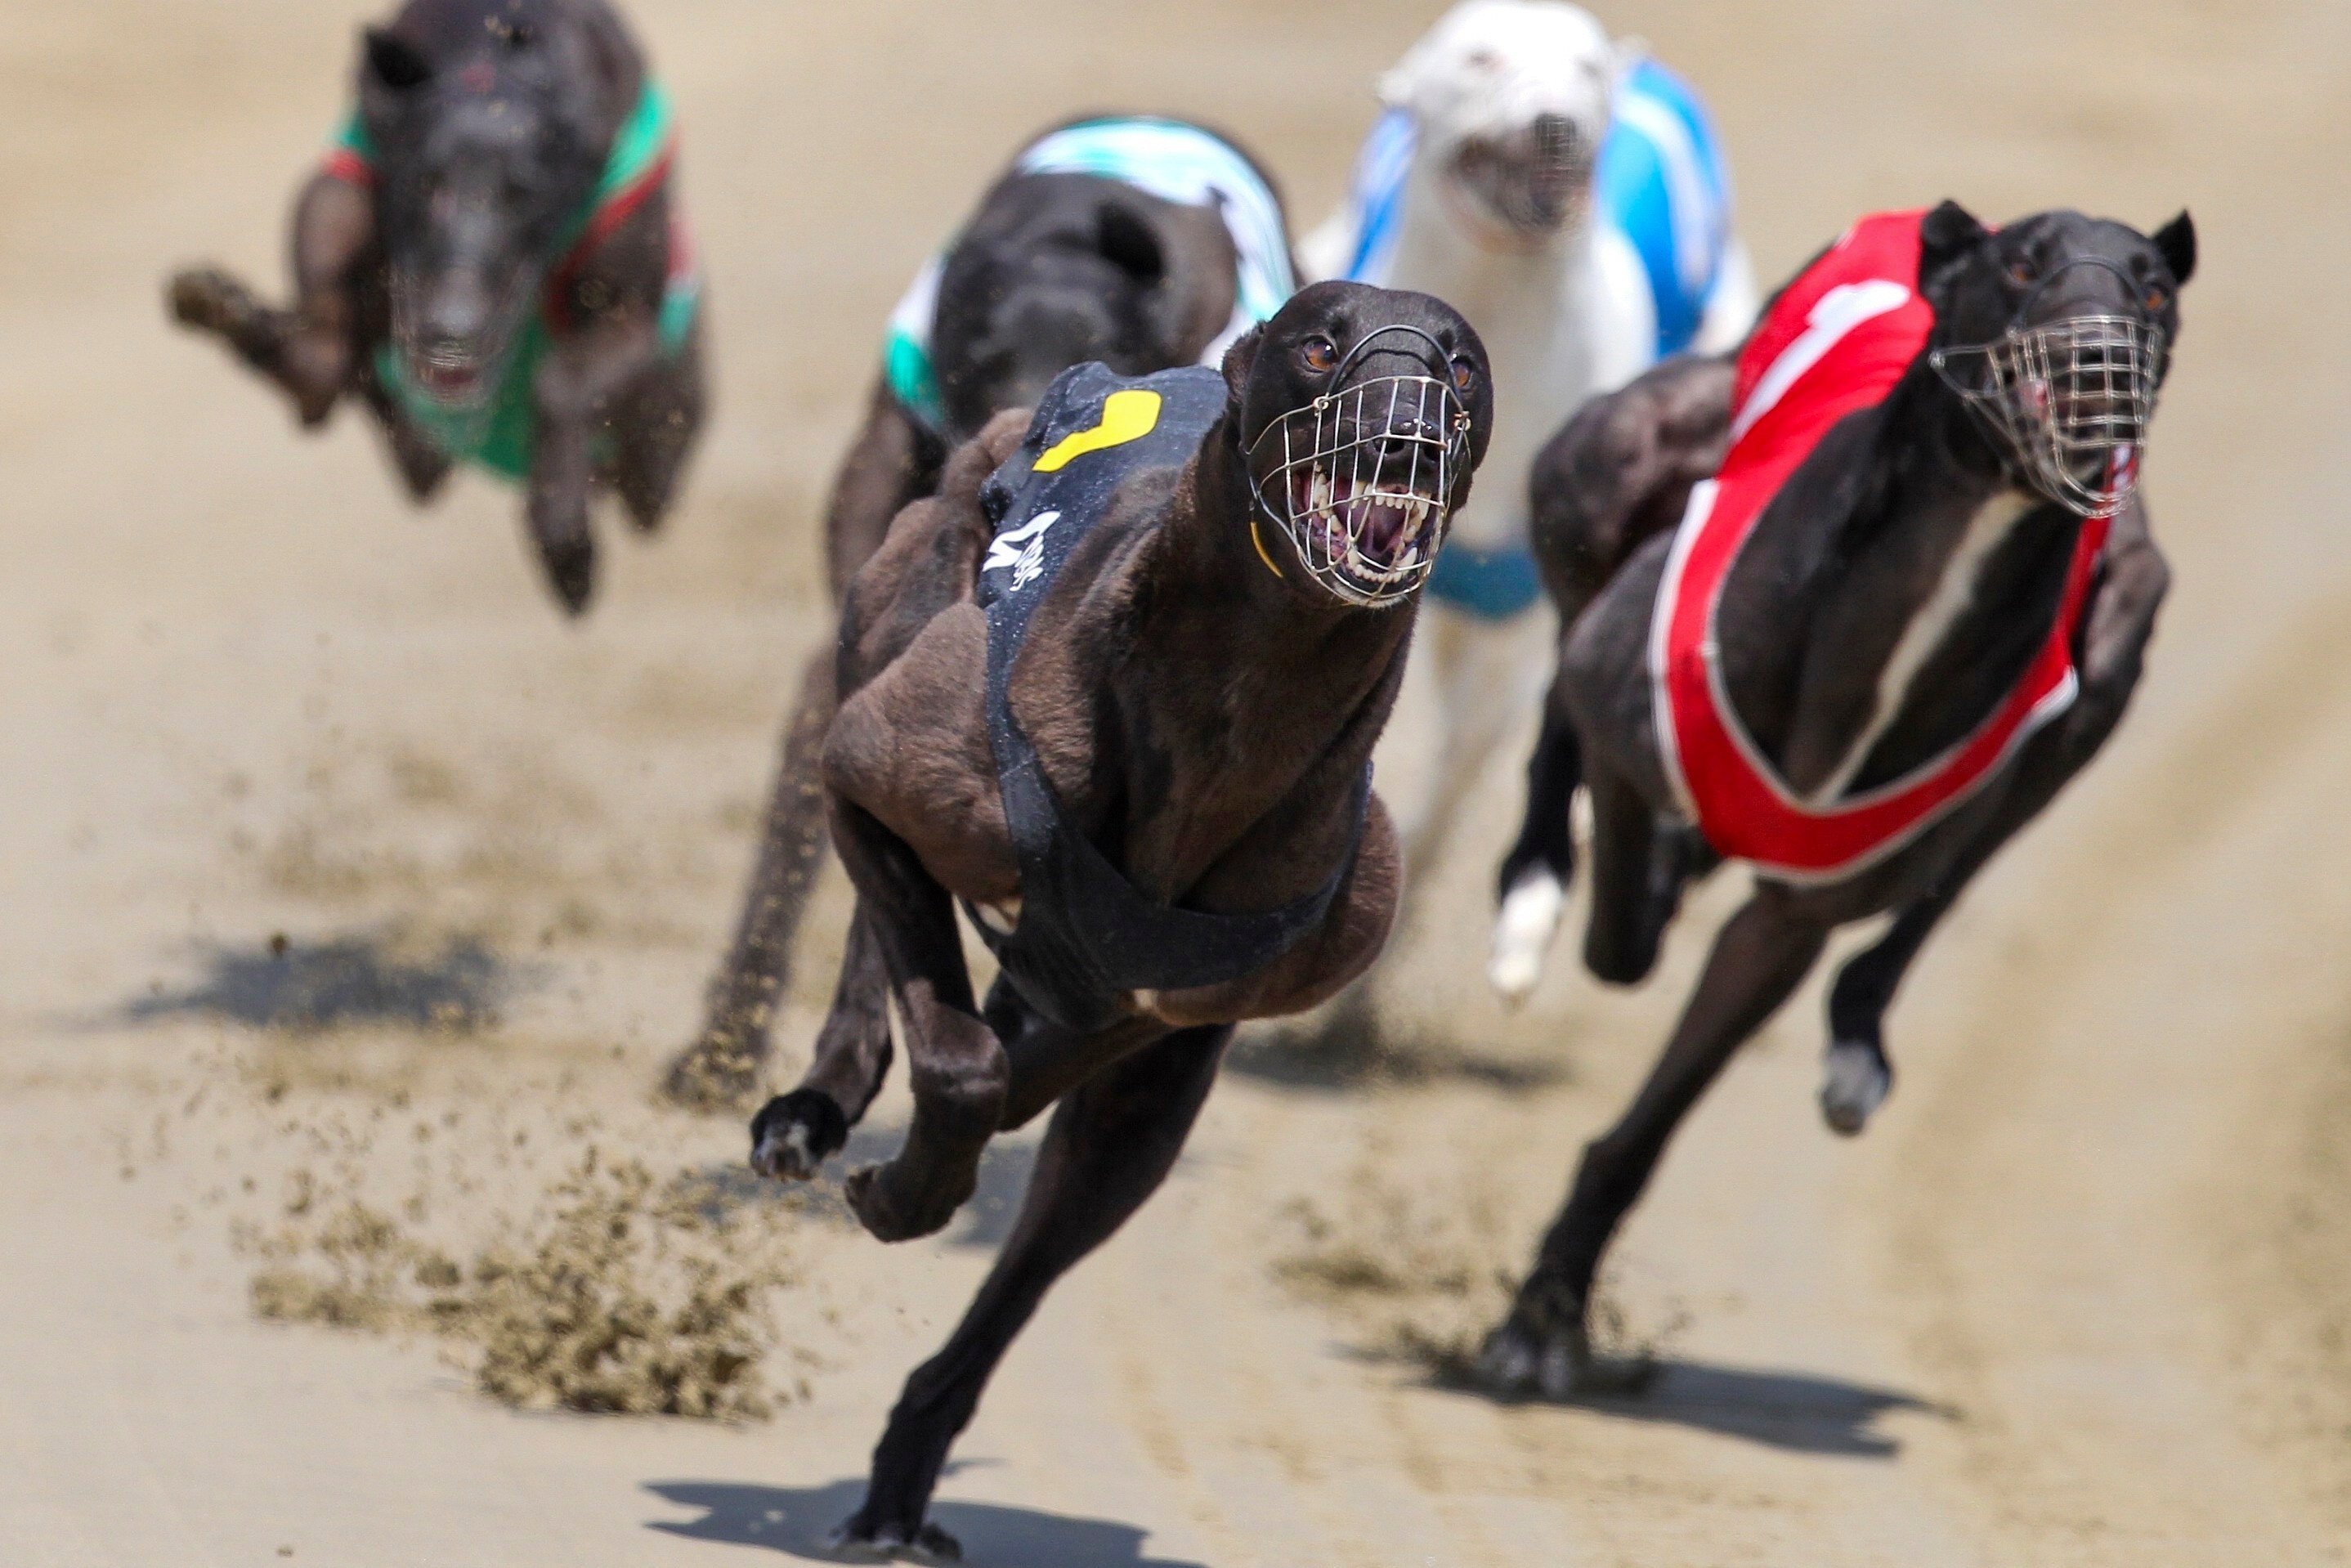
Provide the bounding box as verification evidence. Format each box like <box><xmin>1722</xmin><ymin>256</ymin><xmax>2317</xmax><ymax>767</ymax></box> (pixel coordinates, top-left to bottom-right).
<box><xmin>1081</xmin><ymin>424</ymin><xmax>1412</xmax><ymax>903</ymax></box>
<box><xmin>1387</xmin><ymin>149</ymin><xmax>1602</xmax><ymax>311</ymax></box>
<box><xmin>1380</xmin><ymin>137</ymin><xmax>1613</xmax><ymax>553</ymax></box>
<box><xmin>1758</xmin><ymin>365</ymin><xmax>2084</xmax><ymax>800</ymax></box>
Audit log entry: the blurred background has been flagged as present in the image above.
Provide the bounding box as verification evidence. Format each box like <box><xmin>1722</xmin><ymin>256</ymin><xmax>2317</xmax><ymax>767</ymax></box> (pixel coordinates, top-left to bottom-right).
<box><xmin>3</xmin><ymin>2</ymin><xmax>2349</xmax><ymax>1563</ymax></box>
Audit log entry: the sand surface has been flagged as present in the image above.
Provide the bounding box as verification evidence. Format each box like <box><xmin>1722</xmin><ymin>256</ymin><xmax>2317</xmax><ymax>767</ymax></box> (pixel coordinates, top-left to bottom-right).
<box><xmin>6</xmin><ymin>2</ymin><xmax>2351</xmax><ymax>1562</ymax></box>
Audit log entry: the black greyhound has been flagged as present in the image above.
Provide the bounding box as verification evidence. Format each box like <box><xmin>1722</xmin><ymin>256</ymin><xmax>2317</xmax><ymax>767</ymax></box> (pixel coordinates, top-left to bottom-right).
<box><xmin>665</xmin><ymin>116</ymin><xmax>1295</xmax><ymax>1109</ymax></box>
<box><xmin>746</xmin><ymin>282</ymin><xmax>1489</xmax><ymax>1554</ymax></box>
<box><xmin>168</xmin><ymin>0</ymin><xmax>703</xmax><ymax>615</ymax></box>
<box><xmin>1480</xmin><ymin>202</ymin><xmax>2194</xmax><ymax>1397</ymax></box>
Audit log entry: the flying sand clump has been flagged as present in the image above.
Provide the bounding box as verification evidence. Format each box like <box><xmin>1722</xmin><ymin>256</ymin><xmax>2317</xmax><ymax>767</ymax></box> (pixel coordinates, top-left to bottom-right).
<box><xmin>245</xmin><ymin>1147</ymin><xmax>817</xmax><ymax>1420</ymax></box>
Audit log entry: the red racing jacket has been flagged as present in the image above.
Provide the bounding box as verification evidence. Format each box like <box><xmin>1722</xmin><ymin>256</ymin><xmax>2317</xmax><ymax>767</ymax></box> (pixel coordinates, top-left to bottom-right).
<box><xmin>1650</xmin><ymin>208</ymin><xmax>2109</xmax><ymax>883</ymax></box>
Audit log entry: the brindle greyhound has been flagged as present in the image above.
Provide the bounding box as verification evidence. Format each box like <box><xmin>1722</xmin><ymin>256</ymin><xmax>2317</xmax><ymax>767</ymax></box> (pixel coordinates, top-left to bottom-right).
<box><xmin>167</xmin><ymin>0</ymin><xmax>703</xmax><ymax>616</ymax></box>
<box><xmin>665</xmin><ymin>119</ymin><xmax>1289</xmax><ymax>1109</ymax></box>
<box><xmin>1480</xmin><ymin>202</ymin><xmax>2194</xmax><ymax>1397</ymax></box>
<box><xmin>745</xmin><ymin>281</ymin><xmax>1490</xmax><ymax>1555</ymax></box>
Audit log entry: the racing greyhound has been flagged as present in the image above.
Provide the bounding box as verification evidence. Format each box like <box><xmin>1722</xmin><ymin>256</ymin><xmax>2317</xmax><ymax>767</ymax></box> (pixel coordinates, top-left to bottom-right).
<box><xmin>665</xmin><ymin>116</ymin><xmax>1296</xmax><ymax>1109</ymax></box>
<box><xmin>1305</xmin><ymin>0</ymin><xmax>1753</xmax><ymax>1032</ymax></box>
<box><xmin>1480</xmin><ymin>202</ymin><xmax>2194</xmax><ymax>1397</ymax></box>
<box><xmin>746</xmin><ymin>282</ymin><xmax>1490</xmax><ymax>1554</ymax></box>
<box><xmin>167</xmin><ymin>0</ymin><xmax>704</xmax><ymax>616</ymax></box>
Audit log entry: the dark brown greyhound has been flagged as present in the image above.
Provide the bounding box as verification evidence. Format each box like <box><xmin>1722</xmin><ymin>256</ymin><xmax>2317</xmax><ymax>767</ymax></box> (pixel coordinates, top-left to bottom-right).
<box><xmin>745</xmin><ymin>281</ymin><xmax>1490</xmax><ymax>1556</ymax></box>
<box><xmin>1479</xmin><ymin>202</ymin><xmax>2194</xmax><ymax>1398</ymax></box>
<box><xmin>166</xmin><ymin>0</ymin><xmax>704</xmax><ymax>616</ymax></box>
<box><xmin>665</xmin><ymin>116</ymin><xmax>1296</xmax><ymax>1109</ymax></box>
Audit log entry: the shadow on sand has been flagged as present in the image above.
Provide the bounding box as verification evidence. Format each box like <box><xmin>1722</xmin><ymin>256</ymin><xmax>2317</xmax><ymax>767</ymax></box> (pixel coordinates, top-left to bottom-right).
<box><xmin>643</xmin><ymin>1477</ymin><xmax>1208</xmax><ymax>1568</ymax></box>
<box><xmin>1431</xmin><ymin>1355</ymin><xmax>1952</xmax><ymax>1459</ymax></box>
<box><xmin>1225</xmin><ymin>1008</ymin><xmax>1568</xmax><ymax>1095</ymax></box>
<box><xmin>118</xmin><ymin>930</ymin><xmax>517</xmax><ymax>1032</ymax></box>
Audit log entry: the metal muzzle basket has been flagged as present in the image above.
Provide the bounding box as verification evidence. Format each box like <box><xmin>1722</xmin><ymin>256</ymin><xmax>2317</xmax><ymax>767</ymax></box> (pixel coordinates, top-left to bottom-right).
<box><xmin>1247</xmin><ymin>368</ymin><xmax>1475</xmax><ymax>607</ymax></box>
<box><xmin>1931</xmin><ymin>313</ymin><xmax>2165</xmax><ymax>518</ymax></box>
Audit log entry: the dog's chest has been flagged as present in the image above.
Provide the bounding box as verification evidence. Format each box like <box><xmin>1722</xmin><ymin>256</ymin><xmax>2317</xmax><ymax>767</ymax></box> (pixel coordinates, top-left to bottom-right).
<box><xmin>1816</xmin><ymin>488</ymin><xmax>2040</xmax><ymax>800</ymax></box>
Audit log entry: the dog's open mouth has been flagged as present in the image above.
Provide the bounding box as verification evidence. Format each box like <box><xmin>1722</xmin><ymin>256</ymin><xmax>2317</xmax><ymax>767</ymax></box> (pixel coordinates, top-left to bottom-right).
<box><xmin>1250</xmin><ymin>367</ymin><xmax>1472</xmax><ymax>607</ymax></box>
<box><xmin>409</xmin><ymin>341</ymin><xmax>494</xmax><ymax>404</ymax></box>
<box><xmin>1451</xmin><ymin>116</ymin><xmax>1595</xmax><ymax>237</ymax></box>
<box><xmin>389</xmin><ymin>267</ymin><xmax>535</xmax><ymax>413</ymax></box>
<box><xmin>1287</xmin><ymin>462</ymin><xmax>1444</xmax><ymax>589</ymax></box>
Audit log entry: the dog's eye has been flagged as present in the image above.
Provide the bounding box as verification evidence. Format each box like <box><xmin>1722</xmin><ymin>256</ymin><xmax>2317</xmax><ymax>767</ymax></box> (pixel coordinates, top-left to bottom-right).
<box><xmin>2007</xmin><ymin>256</ymin><xmax>2037</xmax><ymax>287</ymax></box>
<box><xmin>2142</xmin><ymin>282</ymin><xmax>2170</xmax><ymax>313</ymax></box>
<box><xmin>1449</xmin><ymin>355</ymin><xmax>1478</xmax><ymax>394</ymax></box>
<box><xmin>1464</xmin><ymin>47</ymin><xmax>1502</xmax><ymax>72</ymax></box>
<box><xmin>1299</xmin><ymin>335</ymin><xmax>1338</xmax><ymax>374</ymax></box>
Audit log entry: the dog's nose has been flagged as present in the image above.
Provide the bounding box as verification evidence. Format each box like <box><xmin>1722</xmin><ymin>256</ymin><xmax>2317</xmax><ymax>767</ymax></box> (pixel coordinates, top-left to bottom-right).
<box><xmin>423</xmin><ymin>275</ymin><xmax>495</xmax><ymax>346</ymax></box>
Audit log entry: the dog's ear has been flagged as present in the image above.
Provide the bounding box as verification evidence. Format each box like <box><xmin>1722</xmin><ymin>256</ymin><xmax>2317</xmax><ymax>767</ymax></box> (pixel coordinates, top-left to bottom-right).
<box><xmin>1220</xmin><ymin>323</ymin><xmax>1265</xmax><ymax>406</ymax></box>
<box><xmin>363</xmin><ymin>26</ymin><xmax>433</xmax><ymax>92</ymax></box>
<box><xmin>1918</xmin><ymin>199</ymin><xmax>1990</xmax><ymax>300</ymax></box>
<box><xmin>2152</xmin><ymin>210</ymin><xmax>2197</xmax><ymax>285</ymax></box>
<box><xmin>1095</xmin><ymin>203</ymin><xmax>1167</xmax><ymax>288</ymax></box>
<box><xmin>1377</xmin><ymin>29</ymin><xmax>1440</xmax><ymax>110</ymax></box>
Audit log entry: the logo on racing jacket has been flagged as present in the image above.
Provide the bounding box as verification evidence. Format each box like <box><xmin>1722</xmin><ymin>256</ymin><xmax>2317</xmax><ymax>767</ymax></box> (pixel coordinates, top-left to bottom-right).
<box><xmin>985</xmin><ymin>509</ymin><xmax>1061</xmax><ymax>592</ymax></box>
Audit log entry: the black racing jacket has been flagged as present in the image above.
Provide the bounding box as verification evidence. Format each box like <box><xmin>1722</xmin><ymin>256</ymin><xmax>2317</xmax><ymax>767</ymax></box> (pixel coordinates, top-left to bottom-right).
<box><xmin>967</xmin><ymin>361</ymin><xmax>1370</xmax><ymax>1034</ymax></box>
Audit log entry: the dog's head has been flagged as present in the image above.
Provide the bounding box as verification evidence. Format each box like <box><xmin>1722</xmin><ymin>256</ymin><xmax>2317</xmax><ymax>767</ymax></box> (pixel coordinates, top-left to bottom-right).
<box><xmin>1223</xmin><ymin>281</ymin><xmax>1494</xmax><ymax>607</ymax></box>
<box><xmin>1921</xmin><ymin>200</ymin><xmax>2196</xmax><ymax>514</ymax></box>
<box><xmin>1381</xmin><ymin>0</ymin><xmax>1624</xmax><ymax>244</ymax></box>
<box><xmin>931</xmin><ymin>176</ymin><xmax>1236</xmax><ymax>443</ymax></box>
<box><xmin>356</xmin><ymin>2</ymin><xmax>612</xmax><ymax>408</ymax></box>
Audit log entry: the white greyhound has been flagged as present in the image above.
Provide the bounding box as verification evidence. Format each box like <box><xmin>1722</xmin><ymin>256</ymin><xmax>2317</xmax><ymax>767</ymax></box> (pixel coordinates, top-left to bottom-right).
<box><xmin>1304</xmin><ymin>0</ymin><xmax>1754</xmax><ymax>1010</ymax></box>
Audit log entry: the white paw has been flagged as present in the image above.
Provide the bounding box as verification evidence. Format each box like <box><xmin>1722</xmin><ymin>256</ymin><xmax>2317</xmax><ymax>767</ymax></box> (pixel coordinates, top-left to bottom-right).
<box><xmin>1820</xmin><ymin>1039</ymin><xmax>1891</xmax><ymax>1136</ymax></box>
<box><xmin>1489</xmin><ymin>868</ymin><xmax>1565</xmax><ymax>1006</ymax></box>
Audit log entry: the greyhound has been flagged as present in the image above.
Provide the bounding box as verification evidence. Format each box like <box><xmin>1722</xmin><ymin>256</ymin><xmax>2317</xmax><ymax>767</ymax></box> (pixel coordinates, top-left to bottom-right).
<box><xmin>1302</xmin><ymin>0</ymin><xmax>1752</xmax><ymax>1012</ymax></box>
<box><xmin>1478</xmin><ymin>202</ymin><xmax>2194</xmax><ymax>1398</ymax></box>
<box><xmin>663</xmin><ymin>116</ymin><xmax>1296</xmax><ymax>1109</ymax></box>
<box><xmin>744</xmin><ymin>282</ymin><xmax>1491</xmax><ymax>1554</ymax></box>
<box><xmin>167</xmin><ymin>0</ymin><xmax>704</xmax><ymax>616</ymax></box>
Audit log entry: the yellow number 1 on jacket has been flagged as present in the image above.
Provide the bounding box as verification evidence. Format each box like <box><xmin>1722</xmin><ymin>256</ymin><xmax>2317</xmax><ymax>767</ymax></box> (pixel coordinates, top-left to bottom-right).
<box><xmin>1033</xmin><ymin>389</ymin><xmax>1163</xmax><ymax>473</ymax></box>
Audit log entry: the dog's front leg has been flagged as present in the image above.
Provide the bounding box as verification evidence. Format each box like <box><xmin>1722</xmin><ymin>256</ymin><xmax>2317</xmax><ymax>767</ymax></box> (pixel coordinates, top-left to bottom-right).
<box><xmin>168</xmin><ymin>172</ymin><xmax>374</xmax><ymax>427</ymax></box>
<box><xmin>528</xmin><ymin>316</ymin><xmax>661</xmax><ymax>614</ymax></box>
<box><xmin>827</xmin><ymin>798</ymin><xmax>1008</xmax><ymax>1243</ymax></box>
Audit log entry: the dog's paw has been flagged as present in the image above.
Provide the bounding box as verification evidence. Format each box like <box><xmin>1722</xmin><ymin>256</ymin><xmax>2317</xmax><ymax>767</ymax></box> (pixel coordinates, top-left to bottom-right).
<box><xmin>1489</xmin><ymin>866</ymin><xmax>1566</xmax><ymax>1006</ymax></box>
<box><xmin>748</xmin><ymin>1089</ymin><xmax>849</xmax><ymax>1180</ymax></box>
<box><xmin>167</xmin><ymin>266</ymin><xmax>256</xmax><ymax>335</ymax></box>
<box><xmin>535</xmin><ymin>531</ymin><xmax>597</xmax><ymax>616</ymax></box>
<box><xmin>833</xmin><ymin>1514</ymin><xmax>961</xmax><ymax>1564</ymax></box>
<box><xmin>1476</xmin><ymin>1312</ymin><xmax>1590</xmax><ymax>1401</ymax></box>
<box><xmin>1819</xmin><ymin>1038</ymin><xmax>1892</xmax><ymax>1137</ymax></box>
<box><xmin>1476</xmin><ymin>1313</ymin><xmax>1655</xmax><ymax>1401</ymax></box>
<box><xmin>844</xmin><ymin>1160</ymin><xmax>965</xmax><ymax>1243</ymax></box>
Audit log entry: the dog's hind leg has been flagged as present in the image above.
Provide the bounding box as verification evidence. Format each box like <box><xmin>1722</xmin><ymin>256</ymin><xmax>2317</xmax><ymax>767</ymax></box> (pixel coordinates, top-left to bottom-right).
<box><xmin>667</xmin><ymin>648</ymin><xmax>838</xmax><ymax>1109</ymax></box>
<box><xmin>746</xmin><ymin>904</ymin><xmax>893</xmax><ymax>1176</ymax></box>
<box><xmin>1491</xmin><ymin>659</ymin><xmax>1582</xmax><ymax>1005</ymax></box>
<box><xmin>1484</xmin><ymin>887</ymin><xmax>1826</xmax><ymax>1398</ymax></box>
<box><xmin>841</xmin><ymin>1024</ymin><xmax>1228</xmax><ymax>1559</ymax></box>
<box><xmin>665</xmin><ymin>392</ymin><xmax>943</xmax><ymax>1109</ymax></box>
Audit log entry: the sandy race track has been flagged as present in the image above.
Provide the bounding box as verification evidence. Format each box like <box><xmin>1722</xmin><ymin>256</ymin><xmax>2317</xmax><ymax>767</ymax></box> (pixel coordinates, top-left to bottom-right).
<box><xmin>5</xmin><ymin>2</ymin><xmax>2351</xmax><ymax>1563</ymax></box>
